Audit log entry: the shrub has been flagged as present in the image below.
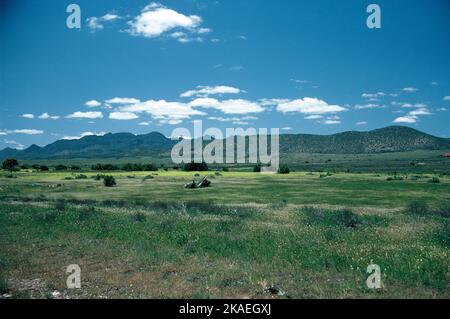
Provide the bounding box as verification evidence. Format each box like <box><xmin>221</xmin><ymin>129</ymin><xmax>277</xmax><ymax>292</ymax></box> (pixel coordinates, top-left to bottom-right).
<box><xmin>94</xmin><ymin>174</ymin><xmax>105</xmax><ymax>181</ymax></box>
<box><xmin>429</xmin><ymin>177</ymin><xmax>440</xmax><ymax>184</ymax></box>
<box><xmin>103</xmin><ymin>175</ymin><xmax>116</xmax><ymax>187</ymax></box>
<box><xmin>131</xmin><ymin>212</ymin><xmax>146</xmax><ymax>222</ymax></box>
<box><xmin>71</xmin><ymin>165</ymin><xmax>81</xmax><ymax>171</ymax></box>
<box><xmin>253</xmin><ymin>164</ymin><xmax>262</xmax><ymax>172</ymax></box>
<box><xmin>277</xmin><ymin>165</ymin><xmax>290</xmax><ymax>174</ymax></box>
<box><xmin>222</xmin><ymin>167</ymin><xmax>229</xmax><ymax>172</ymax></box>
<box><xmin>75</xmin><ymin>174</ymin><xmax>87</xmax><ymax>179</ymax></box>
<box><xmin>407</xmin><ymin>200</ymin><xmax>429</xmax><ymax>216</ymax></box>
<box><xmin>336</xmin><ymin>209</ymin><xmax>362</xmax><ymax>228</ymax></box>
<box><xmin>55</xmin><ymin>164</ymin><xmax>68</xmax><ymax>171</ymax></box>
<box><xmin>91</xmin><ymin>163</ymin><xmax>119</xmax><ymax>171</ymax></box>
<box><xmin>183</xmin><ymin>162</ymin><xmax>209</xmax><ymax>172</ymax></box>
<box><xmin>144</xmin><ymin>164</ymin><xmax>158</xmax><ymax>171</ymax></box>
<box><xmin>55</xmin><ymin>199</ymin><xmax>66</xmax><ymax>211</ymax></box>
<box><xmin>142</xmin><ymin>175</ymin><xmax>154</xmax><ymax>181</ymax></box>
<box><xmin>40</xmin><ymin>165</ymin><xmax>49</xmax><ymax>171</ymax></box>
<box><xmin>2</xmin><ymin>158</ymin><xmax>19</xmax><ymax>171</ymax></box>
<box><xmin>0</xmin><ymin>277</ymin><xmax>9</xmax><ymax>294</ymax></box>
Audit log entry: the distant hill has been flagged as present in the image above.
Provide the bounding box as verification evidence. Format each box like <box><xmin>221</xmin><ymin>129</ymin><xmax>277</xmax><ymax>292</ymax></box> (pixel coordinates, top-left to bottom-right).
<box><xmin>1</xmin><ymin>126</ymin><xmax>449</xmax><ymax>160</ymax></box>
<box><xmin>279</xmin><ymin>126</ymin><xmax>450</xmax><ymax>154</ymax></box>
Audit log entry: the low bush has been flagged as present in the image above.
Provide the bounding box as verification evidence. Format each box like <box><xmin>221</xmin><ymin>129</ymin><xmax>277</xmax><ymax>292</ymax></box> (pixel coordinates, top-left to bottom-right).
<box><xmin>277</xmin><ymin>165</ymin><xmax>290</xmax><ymax>174</ymax></box>
<box><xmin>131</xmin><ymin>212</ymin><xmax>146</xmax><ymax>222</ymax></box>
<box><xmin>407</xmin><ymin>200</ymin><xmax>429</xmax><ymax>216</ymax></box>
<box><xmin>0</xmin><ymin>277</ymin><xmax>9</xmax><ymax>294</ymax></box>
<box><xmin>103</xmin><ymin>175</ymin><xmax>116</xmax><ymax>187</ymax></box>
<box><xmin>428</xmin><ymin>177</ymin><xmax>440</xmax><ymax>184</ymax></box>
<box><xmin>55</xmin><ymin>199</ymin><xmax>66</xmax><ymax>211</ymax></box>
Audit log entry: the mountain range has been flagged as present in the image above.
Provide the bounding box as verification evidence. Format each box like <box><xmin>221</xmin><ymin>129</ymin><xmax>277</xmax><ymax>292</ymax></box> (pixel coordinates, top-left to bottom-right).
<box><xmin>1</xmin><ymin>126</ymin><xmax>449</xmax><ymax>160</ymax></box>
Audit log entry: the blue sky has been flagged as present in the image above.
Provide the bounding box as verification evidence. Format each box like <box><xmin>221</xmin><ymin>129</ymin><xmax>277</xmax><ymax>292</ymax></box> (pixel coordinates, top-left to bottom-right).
<box><xmin>1</xmin><ymin>0</ymin><xmax>450</xmax><ymax>150</ymax></box>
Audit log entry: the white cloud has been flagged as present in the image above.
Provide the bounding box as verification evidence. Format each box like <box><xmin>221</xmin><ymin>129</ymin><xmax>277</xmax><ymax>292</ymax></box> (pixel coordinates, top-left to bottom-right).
<box><xmin>304</xmin><ymin>115</ymin><xmax>323</xmax><ymax>120</ymax></box>
<box><xmin>393</xmin><ymin>116</ymin><xmax>417</xmax><ymax>124</ymax></box>
<box><xmin>402</xmin><ymin>87</ymin><xmax>418</xmax><ymax>93</ymax></box>
<box><xmin>139</xmin><ymin>121</ymin><xmax>152</xmax><ymax>126</ymax></box>
<box><xmin>85</xmin><ymin>100</ymin><xmax>101</xmax><ymax>107</ymax></box>
<box><xmin>38</xmin><ymin>113</ymin><xmax>60</xmax><ymax>120</ymax></box>
<box><xmin>323</xmin><ymin>120</ymin><xmax>340</xmax><ymax>125</ymax></box>
<box><xmin>443</xmin><ymin>96</ymin><xmax>450</xmax><ymax>101</ymax></box>
<box><xmin>127</xmin><ymin>2</ymin><xmax>208</xmax><ymax>42</ymax></box>
<box><xmin>409</xmin><ymin>108</ymin><xmax>431</xmax><ymax>116</ymax></box>
<box><xmin>208</xmin><ymin>116</ymin><xmax>256</xmax><ymax>123</ymax></box>
<box><xmin>180</xmin><ymin>85</ymin><xmax>242</xmax><ymax>98</ymax></box>
<box><xmin>392</xmin><ymin>102</ymin><xmax>427</xmax><ymax>108</ymax></box>
<box><xmin>258</xmin><ymin>98</ymin><xmax>290</xmax><ymax>106</ymax></box>
<box><xmin>362</xmin><ymin>92</ymin><xmax>386</xmax><ymax>99</ymax></box>
<box><xmin>63</xmin><ymin>131</ymin><xmax>106</xmax><ymax>140</ymax></box>
<box><xmin>120</xmin><ymin>99</ymin><xmax>205</xmax><ymax>121</ymax></box>
<box><xmin>436</xmin><ymin>108</ymin><xmax>447</xmax><ymax>112</ymax></box>
<box><xmin>109</xmin><ymin>112</ymin><xmax>139</xmax><ymax>120</ymax></box>
<box><xmin>276</xmin><ymin>97</ymin><xmax>347</xmax><ymax>115</ymax></box>
<box><xmin>190</xmin><ymin>98</ymin><xmax>264</xmax><ymax>114</ymax></box>
<box><xmin>105</xmin><ymin>97</ymin><xmax>141</xmax><ymax>104</ymax></box>
<box><xmin>354</xmin><ymin>103</ymin><xmax>385</xmax><ymax>110</ymax></box>
<box><xmin>431</xmin><ymin>82</ymin><xmax>439</xmax><ymax>86</ymax></box>
<box><xmin>281</xmin><ymin>127</ymin><xmax>292</xmax><ymax>131</ymax></box>
<box><xmin>2</xmin><ymin>129</ymin><xmax>44</xmax><ymax>135</ymax></box>
<box><xmin>356</xmin><ymin>121</ymin><xmax>367</xmax><ymax>126</ymax></box>
<box><xmin>21</xmin><ymin>114</ymin><xmax>35</xmax><ymax>119</ymax></box>
<box><xmin>87</xmin><ymin>13</ymin><xmax>120</xmax><ymax>31</ymax></box>
<box><xmin>67</xmin><ymin>111</ymin><xmax>103</xmax><ymax>119</ymax></box>
<box><xmin>3</xmin><ymin>139</ymin><xmax>25</xmax><ymax>150</ymax></box>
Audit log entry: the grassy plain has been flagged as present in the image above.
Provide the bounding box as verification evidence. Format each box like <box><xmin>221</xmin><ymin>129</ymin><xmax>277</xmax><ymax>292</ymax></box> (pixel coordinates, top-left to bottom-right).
<box><xmin>0</xmin><ymin>168</ymin><xmax>449</xmax><ymax>298</ymax></box>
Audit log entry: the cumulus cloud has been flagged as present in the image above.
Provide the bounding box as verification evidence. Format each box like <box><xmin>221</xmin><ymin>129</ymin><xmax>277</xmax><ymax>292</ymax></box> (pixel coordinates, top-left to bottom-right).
<box><xmin>87</xmin><ymin>13</ymin><xmax>120</xmax><ymax>31</ymax></box>
<box><xmin>393</xmin><ymin>116</ymin><xmax>417</xmax><ymax>124</ymax></box>
<box><xmin>127</xmin><ymin>2</ymin><xmax>209</xmax><ymax>43</ymax></box>
<box><xmin>67</xmin><ymin>111</ymin><xmax>103</xmax><ymax>119</ymax></box>
<box><xmin>120</xmin><ymin>99</ymin><xmax>205</xmax><ymax>122</ymax></box>
<box><xmin>38</xmin><ymin>113</ymin><xmax>60</xmax><ymax>120</ymax></box>
<box><xmin>190</xmin><ymin>98</ymin><xmax>264</xmax><ymax>114</ymax></box>
<box><xmin>393</xmin><ymin>106</ymin><xmax>431</xmax><ymax>124</ymax></box>
<box><xmin>63</xmin><ymin>131</ymin><xmax>106</xmax><ymax>140</ymax></box>
<box><xmin>304</xmin><ymin>115</ymin><xmax>323</xmax><ymax>120</ymax></box>
<box><xmin>105</xmin><ymin>97</ymin><xmax>141</xmax><ymax>104</ymax></box>
<box><xmin>362</xmin><ymin>92</ymin><xmax>386</xmax><ymax>99</ymax></box>
<box><xmin>356</xmin><ymin>121</ymin><xmax>368</xmax><ymax>126</ymax></box>
<box><xmin>208</xmin><ymin>116</ymin><xmax>256</xmax><ymax>123</ymax></box>
<box><xmin>3</xmin><ymin>139</ymin><xmax>25</xmax><ymax>150</ymax></box>
<box><xmin>85</xmin><ymin>100</ymin><xmax>101</xmax><ymax>107</ymax></box>
<box><xmin>323</xmin><ymin>120</ymin><xmax>340</xmax><ymax>125</ymax></box>
<box><xmin>402</xmin><ymin>87</ymin><xmax>418</xmax><ymax>93</ymax></box>
<box><xmin>0</xmin><ymin>129</ymin><xmax>44</xmax><ymax>135</ymax></box>
<box><xmin>180</xmin><ymin>85</ymin><xmax>242</xmax><ymax>98</ymax></box>
<box><xmin>409</xmin><ymin>108</ymin><xmax>431</xmax><ymax>116</ymax></box>
<box><xmin>21</xmin><ymin>114</ymin><xmax>35</xmax><ymax>119</ymax></box>
<box><xmin>109</xmin><ymin>112</ymin><xmax>139</xmax><ymax>120</ymax></box>
<box><xmin>354</xmin><ymin>103</ymin><xmax>385</xmax><ymax>110</ymax></box>
<box><xmin>276</xmin><ymin>98</ymin><xmax>347</xmax><ymax>115</ymax></box>
<box><xmin>443</xmin><ymin>96</ymin><xmax>450</xmax><ymax>101</ymax></box>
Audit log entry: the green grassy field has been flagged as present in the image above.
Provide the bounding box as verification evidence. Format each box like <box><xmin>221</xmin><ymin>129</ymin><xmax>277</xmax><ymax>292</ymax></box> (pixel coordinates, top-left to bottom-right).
<box><xmin>0</xmin><ymin>169</ymin><xmax>449</xmax><ymax>298</ymax></box>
